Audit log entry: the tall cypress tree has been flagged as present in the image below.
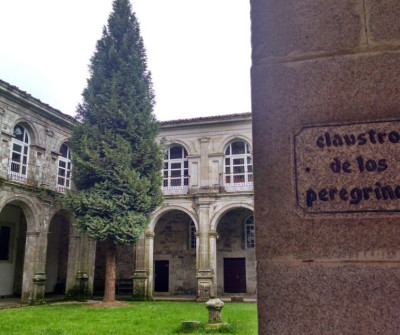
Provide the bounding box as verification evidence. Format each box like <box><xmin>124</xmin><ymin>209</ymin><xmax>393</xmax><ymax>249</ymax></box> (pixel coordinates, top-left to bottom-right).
<box><xmin>64</xmin><ymin>0</ymin><xmax>163</xmax><ymax>302</ymax></box>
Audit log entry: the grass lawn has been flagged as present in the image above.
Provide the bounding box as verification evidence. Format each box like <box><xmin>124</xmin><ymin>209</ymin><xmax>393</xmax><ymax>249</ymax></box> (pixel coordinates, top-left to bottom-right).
<box><xmin>0</xmin><ymin>301</ymin><xmax>257</xmax><ymax>335</ymax></box>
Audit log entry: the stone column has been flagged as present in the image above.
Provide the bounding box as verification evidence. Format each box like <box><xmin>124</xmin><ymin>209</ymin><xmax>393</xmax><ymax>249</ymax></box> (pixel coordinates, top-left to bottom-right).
<box><xmin>21</xmin><ymin>230</ymin><xmax>40</xmax><ymax>302</ymax></box>
<box><xmin>251</xmin><ymin>0</ymin><xmax>400</xmax><ymax>333</ymax></box>
<box><xmin>144</xmin><ymin>232</ymin><xmax>154</xmax><ymax>299</ymax></box>
<box><xmin>65</xmin><ymin>231</ymin><xmax>82</xmax><ymax>293</ymax></box>
<box><xmin>133</xmin><ymin>232</ymin><xmax>154</xmax><ymax>300</ymax></box>
<box><xmin>208</xmin><ymin>230</ymin><xmax>218</xmax><ymax>294</ymax></box>
<box><xmin>77</xmin><ymin>234</ymin><xmax>96</xmax><ymax>295</ymax></box>
<box><xmin>196</xmin><ymin>200</ymin><xmax>214</xmax><ymax>301</ymax></box>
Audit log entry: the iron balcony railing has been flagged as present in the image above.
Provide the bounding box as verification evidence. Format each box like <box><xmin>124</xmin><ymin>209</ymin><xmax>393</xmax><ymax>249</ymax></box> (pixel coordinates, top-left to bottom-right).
<box><xmin>5</xmin><ymin>159</ymin><xmax>70</xmax><ymax>193</ymax></box>
<box><xmin>7</xmin><ymin>160</ymin><xmax>37</xmax><ymax>186</ymax></box>
<box><xmin>56</xmin><ymin>185</ymin><xmax>67</xmax><ymax>194</ymax></box>
<box><xmin>162</xmin><ymin>175</ymin><xmax>189</xmax><ymax>195</ymax></box>
<box><xmin>220</xmin><ymin>172</ymin><xmax>253</xmax><ymax>192</ymax></box>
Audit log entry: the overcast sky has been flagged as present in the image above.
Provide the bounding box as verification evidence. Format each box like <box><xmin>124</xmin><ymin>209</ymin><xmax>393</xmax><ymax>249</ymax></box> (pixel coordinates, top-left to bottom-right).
<box><xmin>0</xmin><ymin>1</ymin><xmax>251</xmax><ymax>121</ymax></box>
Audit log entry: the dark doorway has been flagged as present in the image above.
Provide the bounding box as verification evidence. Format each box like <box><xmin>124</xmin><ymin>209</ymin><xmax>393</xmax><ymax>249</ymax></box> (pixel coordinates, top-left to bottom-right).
<box><xmin>154</xmin><ymin>260</ymin><xmax>169</xmax><ymax>292</ymax></box>
<box><xmin>224</xmin><ymin>258</ymin><xmax>246</xmax><ymax>293</ymax></box>
<box><xmin>45</xmin><ymin>214</ymin><xmax>70</xmax><ymax>294</ymax></box>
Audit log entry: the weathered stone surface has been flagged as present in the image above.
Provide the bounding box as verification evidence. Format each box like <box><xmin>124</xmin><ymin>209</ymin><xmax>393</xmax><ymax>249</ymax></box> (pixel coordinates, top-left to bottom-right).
<box><xmin>251</xmin><ymin>0</ymin><xmax>363</xmax><ymax>60</ymax></box>
<box><xmin>367</xmin><ymin>0</ymin><xmax>400</xmax><ymax>43</ymax></box>
<box><xmin>251</xmin><ymin>0</ymin><xmax>400</xmax><ymax>333</ymax></box>
<box><xmin>206</xmin><ymin>298</ymin><xmax>224</xmax><ymax>323</ymax></box>
<box><xmin>295</xmin><ymin>120</ymin><xmax>400</xmax><ymax>214</ymax></box>
<box><xmin>258</xmin><ymin>263</ymin><xmax>400</xmax><ymax>334</ymax></box>
<box><xmin>253</xmin><ymin>53</ymin><xmax>400</xmax><ymax>260</ymax></box>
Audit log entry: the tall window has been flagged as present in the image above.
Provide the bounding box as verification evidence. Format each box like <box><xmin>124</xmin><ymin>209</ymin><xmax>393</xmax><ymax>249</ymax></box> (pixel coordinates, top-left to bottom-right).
<box><xmin>57</xmin><ymin>144</ymin><xmax>72</xmax><ymax>192</ymax></box>
<box><xmin>189</xmin><ymin>221</ymin><xmax>196</xmax><ymax>249</ymax></box>
<box><xmin>163</xmin><ymin>146</ymin><xmax>188</xmax><ymax>188</ymax></box>
<box><xmin>224</xmin><ymin>141</ymin><xmax>253</xmax><ymax>185</ymax></box>
<box><xmin>245</xmin><ymin>215</ymin><xmax>255</xmax><ymax>249</ymax></box>
<box><xmin>9</xmin><ymin>124</ymin><xmax>30</xmax><ymax>181</ymax></box>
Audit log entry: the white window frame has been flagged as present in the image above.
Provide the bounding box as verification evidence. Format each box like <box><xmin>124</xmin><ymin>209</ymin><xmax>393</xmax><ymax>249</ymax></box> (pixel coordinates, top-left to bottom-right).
<box><xmin>224</xmin><ymin>141</ymin><xmax>253</xmax><ymax>190</ymax></box>
<box><xmin>56</xmin><ymin>144</ymin><xmax>72</xmax><ymax>193</ymax></box>
<box><xmin>162</xmin><ymin>145</ymin><xmax>189</xmax><ymax>194</ymax></box>
<box><xmin>245</xmin><ymin>215</ymin><xmax>255</xmax><ymax>249</ymax></box>
<box><xmin>8</xmin><ymin>124</ymin><xmax>30</xmax><ymax>183</ymax></box>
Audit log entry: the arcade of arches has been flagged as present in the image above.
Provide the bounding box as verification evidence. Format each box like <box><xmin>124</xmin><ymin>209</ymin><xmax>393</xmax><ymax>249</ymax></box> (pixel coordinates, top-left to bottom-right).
<box><xmin>92</xmin><ymin>206</ymin><xmax>256</xmax><ymax>300</ymax></box>
<box><xmin>0</xmin><ymin>82</ymin><xmax>254</xmax><ymax>302</ymax></box>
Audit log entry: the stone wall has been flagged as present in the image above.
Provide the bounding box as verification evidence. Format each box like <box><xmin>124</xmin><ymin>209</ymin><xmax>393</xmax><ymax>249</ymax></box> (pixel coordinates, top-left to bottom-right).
<box><xmin>251</xmin><ymin>0</ymin><xmax>400</xmax><ymax>333</ymax></box>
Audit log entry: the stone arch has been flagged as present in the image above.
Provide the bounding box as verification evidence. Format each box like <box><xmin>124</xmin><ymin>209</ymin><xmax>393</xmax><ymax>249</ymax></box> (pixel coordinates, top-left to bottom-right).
<box><xmin>0</xmin><ymin>195</ymin><xmax>38</xmax><ymax>298</ymax></box>
<box><xmin>162</xmin><ymin>140</ymin><xmax>192</xmax><ymax>156</ymax></box>
<box><xmin>11</xmin><ymin>118</ymin><xmax>38</xmax><ymax>146</ymax></box>
<box><xmin>152</xmin><ymin>205</ymin><xmax>198</xmax><ymax>296</ymax></box>
<box><xmin>218</xmin><ymin>134</ymin><xmax>252</xmax><ymax>154</ymax></box>
<box><xmin>149</xmin><ymin>205</ymin><xmax>198</xmax><ymax>232</ymax></box>
<box><xmin>213</xmin><ymin>203</ymin><xmax>255</xmax><ymax>296</ymax></box>
<box><xmin>0</xmin><ymin>196</ymin><xmax>39</xmax><ymax>232</ymax></box>
<box><xmin>210</xmin><ymin>202</ymin><xmax>254</xmax><ymax>231</ymax></box>
<box><xmin>47</xmin><ymin>207</ymin><xmax>74</xmax><ymax>233</ymax></box>
<box><xmin>54</xmin><ymin>137</ymin><xmax>72</xmax><ymax>154</ymax></box>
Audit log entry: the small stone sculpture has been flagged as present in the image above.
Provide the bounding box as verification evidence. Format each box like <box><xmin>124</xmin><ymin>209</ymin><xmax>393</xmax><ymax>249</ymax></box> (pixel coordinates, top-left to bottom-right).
<box><xmin>205</xmin><ymin>298</ymin><xmax>224</xmax><ymax>323</ymax></box>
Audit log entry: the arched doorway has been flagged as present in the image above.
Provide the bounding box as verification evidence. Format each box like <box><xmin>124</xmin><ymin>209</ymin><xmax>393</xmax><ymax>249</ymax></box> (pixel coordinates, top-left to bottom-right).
<box><xmin>216</xmin><ymin>207</ymin><xmax>255</xmax><ymax>296</ymax></box>
<box><xmin>153</xmin><ymin>210</ymin><xmax>197</xmax><ymax>296</ymax></box>
<box><xmin>0</xmin><ymin>204</ymin><xmax>27</xmax><ymax>297</ymax></box>
<box><xmin>45</xmin><ymin>211</ymin><xmax>70</xmax><ymax>294</ymax></box>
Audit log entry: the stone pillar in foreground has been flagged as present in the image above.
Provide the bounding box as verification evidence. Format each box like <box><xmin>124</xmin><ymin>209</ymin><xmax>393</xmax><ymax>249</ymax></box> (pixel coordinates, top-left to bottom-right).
<box><xmin>196</xmin><ymin>200</ymin><xmax>214</xmax><ymax>301</ymax></box>
<box><xmin>21</xmin><ymin>230</ymin><xmax>40</xmax><ymax>302</ymax></box>
<box><xmin>251</xmin><ymin>0</ymin><xmax>400</xmax><ymax>333</ymax></box>
<box><xmin>65</xmin><ymin>230</ymin><xmax>82</xmax><ymax>293</ymax></box>
<box><xmin>133</xmin><ymin>232</ymin><xmax>154</xmax><ymax>300</ymax></box>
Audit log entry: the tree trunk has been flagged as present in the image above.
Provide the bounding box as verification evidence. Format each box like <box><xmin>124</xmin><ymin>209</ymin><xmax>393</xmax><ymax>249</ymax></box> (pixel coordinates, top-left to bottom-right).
<box><xmin>103</xmin><ymin>236</ymin><xmax>117</xmax><ymax>302</ymax></box>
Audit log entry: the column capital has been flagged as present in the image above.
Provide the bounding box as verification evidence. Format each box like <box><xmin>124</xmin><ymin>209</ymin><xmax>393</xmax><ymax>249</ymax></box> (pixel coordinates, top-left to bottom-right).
<box><xmin>200</xmin><ymin>137</ymin><xmax>211</xmax><ymax>143</ymax></box>
<box><xmin>26</xmin><ymin>231</ymin><xmax>40</xmax><ymax>237</ymax></box>
<box><xmin>209</xmin><ymin>230</ymin><xmax>218</xmax><ymax>238</ymax></box>
<box><xmin>196</xmin><ymin>200</ymin><xmax>212</xmax><ymax>209</ymax></box>
<box><xmin>145</xmin><ymin>231</ymin><xmax>155</xmax><ymax>239</ymax></box>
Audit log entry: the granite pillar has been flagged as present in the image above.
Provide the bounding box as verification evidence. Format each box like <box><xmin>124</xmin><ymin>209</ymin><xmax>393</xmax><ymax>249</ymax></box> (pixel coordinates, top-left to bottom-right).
<box><xmin>251</xmin><ymin>0</ymin><xmax>400</xmax><ymax>333</ymax></box>
<box><xmin>65</xmin><ymin>232</ymin><xmax>81</xmax><ymax>292</ymax></box>
<box><xmin>21</xmin><ymin>230</ymin><xmax>40</xmax><ymax>302</ymax></box>
<box><xmin>208</xmin><ymin>230</ymin><xmax>218</xmax><ymax>294</ymax></box>
<box><xmin>79</xmin><ymin>234</ymin><xmax>96</xmax><ymax>295</ymax></box>
<box><xmin>196</xmin><ymin>200</ymin><xmax>214</xmax><ymax>301</ymax></box>
<box><xmin>133</xmin><ymin>232</ymin><xmax>154</xmax><ymax>300</ymax></box>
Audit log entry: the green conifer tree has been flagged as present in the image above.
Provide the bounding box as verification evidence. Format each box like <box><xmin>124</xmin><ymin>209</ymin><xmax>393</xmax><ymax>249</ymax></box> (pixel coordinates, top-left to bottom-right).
<box><xmin>64</xmin><ymin>0</ymin><xmax>163</xmax><ymax>302</ymax></box>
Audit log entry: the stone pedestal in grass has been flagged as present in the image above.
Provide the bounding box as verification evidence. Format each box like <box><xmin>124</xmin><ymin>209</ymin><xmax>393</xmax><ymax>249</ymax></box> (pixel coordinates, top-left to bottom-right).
<box><xmin>205</xmin><ymin>298</ymin><xmax>228</xmax><ymax>329</ymax></box>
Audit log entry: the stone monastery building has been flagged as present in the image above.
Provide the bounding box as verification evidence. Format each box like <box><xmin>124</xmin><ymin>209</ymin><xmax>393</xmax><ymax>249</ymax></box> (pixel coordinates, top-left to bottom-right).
<box><xmin>0</xmin><ymin>79</ymin><xmax>255</xmax><ymax>302</ymax></box>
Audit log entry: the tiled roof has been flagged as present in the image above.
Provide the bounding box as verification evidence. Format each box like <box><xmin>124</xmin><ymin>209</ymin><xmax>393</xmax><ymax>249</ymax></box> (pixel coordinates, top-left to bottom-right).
<box><xmin>160</xmin><ymin>112</ymin><xmax>251</xmax><ymax>126</ymax></box>
<box><xmin>0</xmin><ymin>78</ymin><xmax>75</xmax><ymax>122</ymax></box>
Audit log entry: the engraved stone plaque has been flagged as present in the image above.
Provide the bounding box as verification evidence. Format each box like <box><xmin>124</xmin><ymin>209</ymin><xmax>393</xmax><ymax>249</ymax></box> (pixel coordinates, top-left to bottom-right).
<box><xmin>294</xmin><ymin>120</ymin><xmax>400</xmax><ymax>214</ymax></box>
